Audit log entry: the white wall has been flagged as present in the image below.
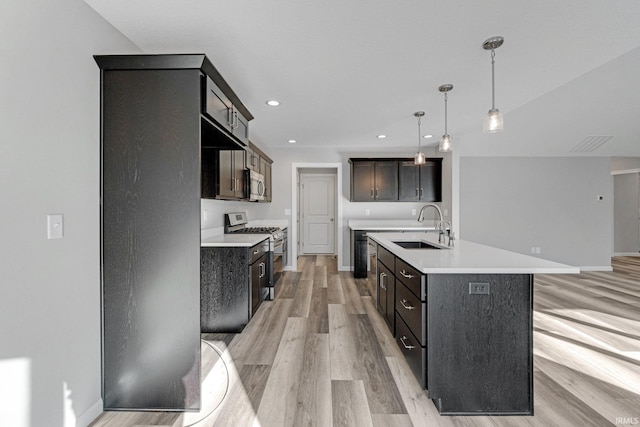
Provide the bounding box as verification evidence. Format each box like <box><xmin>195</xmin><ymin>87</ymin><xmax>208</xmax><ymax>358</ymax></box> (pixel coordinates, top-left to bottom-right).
<box><xmin>459</xmin><ymin>157</ymin><xmax>612</xmax><ymax>269</ymax></box>
<box><xmin>0</xmin><ymin>1</ymin><xmax>140</xmax><ymax>426</ymax></box>
<box><xmin>260</xmin><ymin>146</ymin><xmax>452</xmax><ymax>270</ymax></box>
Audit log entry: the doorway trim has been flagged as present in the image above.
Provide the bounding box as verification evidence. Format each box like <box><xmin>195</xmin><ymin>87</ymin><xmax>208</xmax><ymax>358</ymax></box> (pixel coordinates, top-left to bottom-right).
<box><xmin>290</xmin><ymin>162</ymin><xmax>344</xmax><ymax>272</ymax></box>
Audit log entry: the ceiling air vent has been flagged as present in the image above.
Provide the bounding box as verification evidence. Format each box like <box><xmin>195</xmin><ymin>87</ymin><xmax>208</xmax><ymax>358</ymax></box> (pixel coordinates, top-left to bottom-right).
<box><xmin>569</xmin><ymin>135</ymin><xmax>613</xmax><ymax>153</ymax></box>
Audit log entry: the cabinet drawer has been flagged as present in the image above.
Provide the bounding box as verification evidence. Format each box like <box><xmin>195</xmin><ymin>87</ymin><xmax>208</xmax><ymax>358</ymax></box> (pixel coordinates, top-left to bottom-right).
<box><xmin>378</xmin><ymin>245</ymin><xmax>395</xmax><ymax>270</ymax></box>
<box><xmin>396</xmin><ymin>281</ymin><xmax>426</xmax><ymax>346</ymax></box>
<box><xmin>250</xmin><ymin>239</ymin><xmax>269</xmax><ymax>264</ymax></box>
<box><xmin>395</xmin><ymin>315</ymin><xmax>426</xmax><ymax>389</ymax></box>
<box><xmin>396</xmin><ymin>258</ymin><xmax>425</xmax><ymax>300</ymax></box>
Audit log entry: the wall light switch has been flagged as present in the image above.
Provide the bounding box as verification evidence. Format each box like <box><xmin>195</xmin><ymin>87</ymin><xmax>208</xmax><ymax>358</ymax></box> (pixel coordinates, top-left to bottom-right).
<box><xmin>365</xmin><ymin>209</ymin><xmax>370</xmax><ymax>216</ymax></box>
<box><xmin>411</xmin><ymin>209</ymin><xmax>416</xmax><ymax>216</ymax></box>
<box><xmin>596</xmin><ymin>195</ymin><xmax>604</xmax><ymax>201</ymax></box>
<box><xmin>47</xmin><ymin>214</ymin><xmax>64</xmax><ymax>239</ymax></box>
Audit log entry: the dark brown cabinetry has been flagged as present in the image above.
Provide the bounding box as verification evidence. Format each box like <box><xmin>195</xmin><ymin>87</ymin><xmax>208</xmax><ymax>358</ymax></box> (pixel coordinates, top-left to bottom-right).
<box><xmin>95</xmin><ymin>54</ymin><xmax>207</xmax><ymax>411</ymax></box>
<box><xmin>398</xmin><ymin>159</ymin><xmax>442</xmax><ymax>202</ymax></box>
<box><xmin>201</xmin><ymin>239</ymin><xmax>269</xmax><ymax>333</ymax></box>
<box><xmin>349</xmin><ymin>159</ymin><xmax>398</xmax><ymax>201</ymax></box>
<box><xmin>350</xmin><ymin>157</ymin><xmax>442</xmax><ymax>202</ymax></box>
<box><xmin>218</xmin><ymin>149</ymin><xmax>246</xmax><ymax>199</ymax></box>
<box><xmin>203</xmin><ymin>76</ymin><xmax>250</xmax><ymax>146</ymax></box>
<box><xmin>376</xmin><ymin>245</ymin><xmax>396</xmax><ymax>332</ymax></box>
<box><xmin>373</xmin><ymin>244</ymin><xmax>534</xmax><ymax>415</ymax></box>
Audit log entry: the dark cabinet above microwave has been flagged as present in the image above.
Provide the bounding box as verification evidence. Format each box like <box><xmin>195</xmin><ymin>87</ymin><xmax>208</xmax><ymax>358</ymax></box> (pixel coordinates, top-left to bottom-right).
<box><xmin>203</xmin><ymin>76</ymin><xmax>250</xmax><ymax>147</ymax></box>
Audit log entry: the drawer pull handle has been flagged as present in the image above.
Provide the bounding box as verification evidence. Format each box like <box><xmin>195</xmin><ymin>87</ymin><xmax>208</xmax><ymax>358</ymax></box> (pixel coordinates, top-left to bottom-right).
<box><xmin>380</xmin><ymin>272</ymin><xmax>387</xmax><ymax>290</ymax></box>
<box><xmin>400</xmin><ymin>299</ymin><xmax>414</xmax><ymax>310</ymax></box>
<box><xmin>400</xmin><ymin>336</ymin><xmax>415</xmax><ymax>350</ymax></box>
<box><xmin>400</xmin><ymin>270</ymin><xmax>414</xmax><ymax>279</ymax></box>
<box><xmin>253</xmin><ymin>249</ymin><xmax>261</xmax><ymax>255</ymax></box>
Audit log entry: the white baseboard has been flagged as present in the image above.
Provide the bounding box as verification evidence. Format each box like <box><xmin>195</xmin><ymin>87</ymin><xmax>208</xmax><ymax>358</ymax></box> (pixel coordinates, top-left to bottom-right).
<box><xmin>283</xmin><ymin>266</ymin><xmax>296</xmax><ymax>271</ymax></box>
<box><xmin>613</xmin><ymin>252</ymin><xmax>640</xmax><ymax>257</ymax></box>
<box><xmin>338</xmin><ymin>265</ymin><xmax>352</xmax><ymax>272</ymax></box>
<box><xmin>579</xmin><ymin>266</ymin><xmax>614</xmax><ymax>272</ymax></box>
<box><xmin>77</xmin><ymin>398</ymin><xmax>102</xmax><ymax>427</ymax></box>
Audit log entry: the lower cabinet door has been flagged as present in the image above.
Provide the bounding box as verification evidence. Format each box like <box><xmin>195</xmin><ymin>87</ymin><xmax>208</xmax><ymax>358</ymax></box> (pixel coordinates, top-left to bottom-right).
<box><xmin>251</xmin><ymin>259</ymin><xmax>262</xmax><ymax>313</ymax></box>
<box><xmin>395</xmin><ymin>314</ymin><xmax>426</xmax><ymax>389</ymax></box>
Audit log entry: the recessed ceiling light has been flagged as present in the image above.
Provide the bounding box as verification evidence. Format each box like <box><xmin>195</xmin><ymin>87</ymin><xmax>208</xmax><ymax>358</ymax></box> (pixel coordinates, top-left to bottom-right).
<box><xmin>377</xmin><ymin>134</ymin><xmax>387</xmax><ymax>139</ymax></box>
<box><xmin>288</xmin><ymin>139</ymin><xmax>297</xmax><ymax>144</ymax></box>
<box><xmin>423</xmin><ymin>134</ymin><xmax>433</xmax><ymax>139</ymax></box>
<box><xmin>266</xmin><ymin>100</ymin><xmax>280</xmax><ymax>106</ymax></box>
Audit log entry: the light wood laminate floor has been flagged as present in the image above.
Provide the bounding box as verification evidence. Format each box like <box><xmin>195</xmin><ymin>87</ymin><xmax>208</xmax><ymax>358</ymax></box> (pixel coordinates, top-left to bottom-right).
<box><xmin>90</xmin><ymin>256</ymin><xmax>640</xmax><ymax>427</ymax></box>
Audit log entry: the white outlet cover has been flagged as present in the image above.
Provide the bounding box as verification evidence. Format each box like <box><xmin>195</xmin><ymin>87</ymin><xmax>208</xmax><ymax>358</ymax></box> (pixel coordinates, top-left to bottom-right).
<box><xmin>47</xmin><ymin>214</ymin><xmax>64</xmax><ymax>239</ymax></box>
<box><xmin>365</xmin><ymin>209</ymin><xmax>370</xmax><ymax>216</ymax></box>
<box><xmin>411</xmin><ymin>209</ymin><xmax>417</xmax><ymax>216</ymax></box>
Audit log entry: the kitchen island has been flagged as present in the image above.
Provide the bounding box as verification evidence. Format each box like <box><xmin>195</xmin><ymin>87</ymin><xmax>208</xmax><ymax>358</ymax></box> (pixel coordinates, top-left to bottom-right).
<box><xmin>367</xmin><ymin>232</ymin><xmax>579</xmax><ymax>416</ymax></box>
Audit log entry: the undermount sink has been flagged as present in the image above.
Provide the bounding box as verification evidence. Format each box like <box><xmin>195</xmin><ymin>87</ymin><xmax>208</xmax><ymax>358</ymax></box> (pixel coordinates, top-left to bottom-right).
<box><xmin>393</xmin><ymin>241</ymin><xmax>443</xmax><ymax>249</ymax></box>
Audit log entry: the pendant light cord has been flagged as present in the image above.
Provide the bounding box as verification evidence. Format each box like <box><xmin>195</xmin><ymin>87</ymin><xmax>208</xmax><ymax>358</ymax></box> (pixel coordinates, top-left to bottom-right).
<box><xmin>417</xmin><ymin>115</ymin><xmax>422</xmax><ymax>151</ymax></box>
<box><xmin>444</xmin><ymin>92</ymin><xmax>448</xmax><ymax>134</ymax></box>
<box><xmin>491</xmin><ymin>49</ymin><xmax>496</xmax><ymax>109</ymax></box>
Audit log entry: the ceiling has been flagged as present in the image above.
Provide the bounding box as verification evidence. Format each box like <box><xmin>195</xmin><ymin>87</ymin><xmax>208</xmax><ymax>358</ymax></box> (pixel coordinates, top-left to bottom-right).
<box><xmin>85</xmin><ymin>0</ymin><xmax>640</xmax><ymax>157</ymax></box>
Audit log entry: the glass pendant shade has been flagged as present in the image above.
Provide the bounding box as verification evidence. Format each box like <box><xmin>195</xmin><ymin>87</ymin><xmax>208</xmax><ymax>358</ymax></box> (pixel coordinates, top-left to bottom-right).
<box><xmin>414</xmin><ymin>151</ymin><xmax>426</xmax><ymax>165</ymax></box>
<box><xmin>483</xmin><ymin>108</ymin><xmax>503</xmax><ymax>133</ymax></box>
<box><xmin>439</xmin><ymin>134</ymin><xmax>452</xmax><ymax>152</ymax></box>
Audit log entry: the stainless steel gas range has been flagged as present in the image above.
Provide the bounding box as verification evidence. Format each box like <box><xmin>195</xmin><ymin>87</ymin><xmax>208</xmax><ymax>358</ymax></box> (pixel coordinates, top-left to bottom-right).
<box><xmin>225</xmin><ymin>212</ymin><xmax>287</xmax><ymax>299</ymax></box>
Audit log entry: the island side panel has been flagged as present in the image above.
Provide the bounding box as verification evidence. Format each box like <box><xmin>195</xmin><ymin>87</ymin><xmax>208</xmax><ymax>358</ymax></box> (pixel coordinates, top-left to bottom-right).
<box><xmin>201</xmin><ymin>247</ymin><xmax>250</xmax><ymax>332</ymax></box>
<box><xmin>427</xmin><ymin>273</ymin><xmax>533</xmax><ymax>415</ymax></box>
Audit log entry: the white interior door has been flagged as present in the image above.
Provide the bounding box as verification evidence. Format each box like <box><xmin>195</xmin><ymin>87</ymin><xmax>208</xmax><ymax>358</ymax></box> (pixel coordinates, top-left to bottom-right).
<box><xmin>300</xmin><ymin>173</ymin><xmax>336</xmax><ymax>254</ymax></box>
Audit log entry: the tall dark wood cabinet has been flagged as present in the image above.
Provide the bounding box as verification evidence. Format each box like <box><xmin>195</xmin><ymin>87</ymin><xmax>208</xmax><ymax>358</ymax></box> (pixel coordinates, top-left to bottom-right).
<box><xmin>95</xmin><ymin>54</ymin><xmax>253</xmax><ymax>411</ymax></box>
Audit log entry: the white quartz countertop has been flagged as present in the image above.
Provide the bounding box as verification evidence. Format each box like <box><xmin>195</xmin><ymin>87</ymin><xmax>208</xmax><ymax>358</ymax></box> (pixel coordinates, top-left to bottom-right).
<box><xmin>368</xmin><ymin>232</ymin><xmax>580</xmax><ymax>274</ymax></box>
<box><xmin>348</xmin><ymin>219</ymin><xmax>437</xmax><ymax>231</ymax></box>
<box><xmin>201</xmin><ymin>234</ymin><xmax>270</xmax><ymax>247</ymax></box>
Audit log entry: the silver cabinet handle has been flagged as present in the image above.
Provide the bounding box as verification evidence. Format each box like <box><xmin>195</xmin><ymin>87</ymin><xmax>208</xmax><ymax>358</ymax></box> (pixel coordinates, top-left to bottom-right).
<box><xmin>375</xmin><ymin>188</ymin><xmax>378</xmax><ymax>198</ymax></box>
<box><xmin>231</xmin><ymin>178</ymin><xmax>235</xmax><ymax>191</ymax></box>
<box><xmin>370</xmin><ymin>188</ymin><xmax>374</xmax><ymax>198</ymax></box>
<box><xmin>227</xmin><ymin>107</ymin><xmax>233</xmax><ymax>127</ymax></box>
<box><xmin>380</xmin><ymin>272</ymin><xmax>387</xmax><ymax>290</ymax></box>
<box><xmin>253</xmin><ymin>249</ymin><xmax>261</xmax><ymax>255</ymax></box>
<box><xmin>400</xmin><ymin>270</ymin><xmax>414</xmax><ymax>279</ymax></box>
<box><xmin>400</xmin><ymin>299</ymin><xmax>414</xmax><ymax>311</ymax></box>
<box><xmin>233</xmin><ymin>110</ymin><xmax>239</xmax><ymax>129</ymax></box>
<box><xmin>420</xmin><ymin>188</ymin><xmax>423</xmax><ymax>197</ymax></box>
<box><xmin>400</xmin><ymin>336</ymin><xmax>415</xmax><ymax>350</ymax></box>
<box><xmin>416</xmin><ymin>188</ymin><xmax>419</xmax><ymax>197</ymax></box>
<box><xmin>259</xmin><ymin>262</ymin><xmax>265</xmax><ymax>278</ymax></box>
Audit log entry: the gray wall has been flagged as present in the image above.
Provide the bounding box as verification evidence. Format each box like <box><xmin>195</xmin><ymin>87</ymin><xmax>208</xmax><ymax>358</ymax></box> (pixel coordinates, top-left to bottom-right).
<box><xmin>460</xmin><ymin>157</ymin><xmax>612</xmax><ymax>268</ymax></box>
<box><xmin>613</xmin><ymin>173</ymin><xmax>640</xmax><ymax>253</ymax></box>
<box><xmin>0</xmin><ymin>1</ymin><xmax>140</xmax><ymax>426</ymax></box>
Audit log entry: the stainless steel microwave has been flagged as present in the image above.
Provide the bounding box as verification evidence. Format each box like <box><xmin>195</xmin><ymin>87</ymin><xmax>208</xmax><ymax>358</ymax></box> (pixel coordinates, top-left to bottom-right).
<box><xmin>247</xmin><ymin>169</ymin><xmax>265</xmax><ymax>201</ymax></box>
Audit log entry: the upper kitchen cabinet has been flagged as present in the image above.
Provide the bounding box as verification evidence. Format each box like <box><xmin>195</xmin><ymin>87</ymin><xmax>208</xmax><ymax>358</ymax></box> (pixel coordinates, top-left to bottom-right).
<box><xmin>398</xmin><ymin>159</ymin><xmax>442</xmax><ymax>202</ymax></box>
<box><xmin>203</xmin><ymin>76</ymin><xmax>250</xmax><ymax>146</ymax></box>
<box><xmin>349</xmin><ymin>159</ymin><xmax>398</xmax><ymax>202</ymax></box>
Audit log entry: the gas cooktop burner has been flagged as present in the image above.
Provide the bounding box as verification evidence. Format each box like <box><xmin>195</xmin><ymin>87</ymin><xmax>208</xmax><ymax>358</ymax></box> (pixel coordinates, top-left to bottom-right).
<box><xmin>232</xmin><ymin>227</ymin><xmax>281</xmax><ymax>233</ymax></box>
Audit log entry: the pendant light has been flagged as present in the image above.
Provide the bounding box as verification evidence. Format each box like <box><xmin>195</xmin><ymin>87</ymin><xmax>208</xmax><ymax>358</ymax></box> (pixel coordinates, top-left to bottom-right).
<box><xmin>413</xmin><ymin>111</ymin><xmax>426</xmax><ymax>165</ymax></box>
<box><xmin>483</xmin><ymin>36</ymin><xmax>504</xmax><ymax>133</ymax></box>
<box><xmin>438</xmin><ymin>84</ymin><xmax>453</xmax><ymax>152</ymax></box>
